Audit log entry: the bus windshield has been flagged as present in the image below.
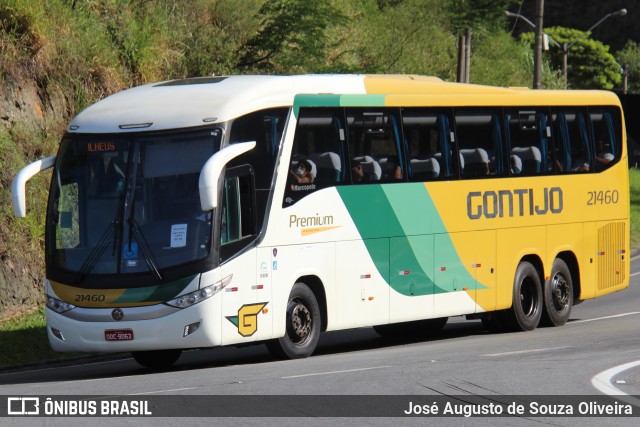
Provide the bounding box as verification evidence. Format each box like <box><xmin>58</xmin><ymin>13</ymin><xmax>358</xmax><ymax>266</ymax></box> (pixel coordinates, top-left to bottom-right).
<box><xmin>46</xmin><ymin>128</ymin><xmax>222</xmax><ymax>282</ymax></box>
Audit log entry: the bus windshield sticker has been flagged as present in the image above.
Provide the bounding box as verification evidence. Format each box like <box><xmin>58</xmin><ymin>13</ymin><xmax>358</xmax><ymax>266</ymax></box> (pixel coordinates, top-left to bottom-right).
<box><xmin>170</xmin><ymin>224</ymin><xmax>187</xmax><ymax>248</ymax></box>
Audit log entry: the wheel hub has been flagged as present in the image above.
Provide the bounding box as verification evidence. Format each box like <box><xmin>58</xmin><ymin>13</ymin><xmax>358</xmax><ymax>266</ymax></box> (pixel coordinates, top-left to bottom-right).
<box><xmin>519</xmin><ymin>279</ymin><xmax>537</xmax><ymax>317</ymax></box>
<box><xmin>289</xmin><ymin>302</ymin><xmax>312</xmax><ymax>342</ymax></box>
<box><xmin>552</xmin><ymin>274</ymin><xmax>569</xmax><ymax>309</ymax></box>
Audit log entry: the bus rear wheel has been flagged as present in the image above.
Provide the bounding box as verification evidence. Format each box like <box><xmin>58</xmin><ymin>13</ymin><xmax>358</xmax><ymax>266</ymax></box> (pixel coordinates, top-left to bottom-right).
<box><xmin>541</xmin><ymin>258</ymin><xmax>573</xmax><ymax>327</ymax></box>
<box><xmin>502</xmin><ymin>261</ymin><xmax>543</xmax><ymax>331</ymax></box>
<box><xmin>266</xmin><ymin>283</ymin><xmax>321</xmax><ymax>359</ymax></box>
<box><xmin>131</xmin><ymin>349</ymin><xmax>182</xmax><ymax>369</ymax></box>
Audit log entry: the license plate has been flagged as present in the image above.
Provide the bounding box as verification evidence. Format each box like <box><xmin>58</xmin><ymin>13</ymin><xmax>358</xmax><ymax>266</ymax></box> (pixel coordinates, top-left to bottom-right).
<box><xmin>105</xmin><ymin>329</ymin><xmax>134</xmax><ymax>341</ymax></box>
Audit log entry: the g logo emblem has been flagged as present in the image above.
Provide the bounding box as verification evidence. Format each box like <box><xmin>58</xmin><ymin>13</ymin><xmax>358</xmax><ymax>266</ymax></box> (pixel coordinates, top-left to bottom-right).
<box><xmin>226</xmin><ymin>303</ymin><xmax>268</xmax><ymax>337</ymax></box>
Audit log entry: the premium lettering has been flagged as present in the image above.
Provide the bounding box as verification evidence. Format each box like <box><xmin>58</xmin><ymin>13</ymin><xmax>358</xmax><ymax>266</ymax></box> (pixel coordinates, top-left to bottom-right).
<box><xmin>289</xmin><ymin>213</ymin><xmax>334</xmax><ymax>228</ymax></box>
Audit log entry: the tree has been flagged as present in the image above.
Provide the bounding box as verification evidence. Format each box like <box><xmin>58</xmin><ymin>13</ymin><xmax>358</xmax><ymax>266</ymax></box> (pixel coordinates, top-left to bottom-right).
<box><xmin>616</xmin><ymin>41</ymin><xmax>640</xmax><ymax>94</ymax></box>
<box><xmin>521</xmin><ymin>27</ymin><xmax>621</xmax><ymax>90</ymax></box>
<box><xmin>346</xmin><ymin>0</ymin><xmax>457</xmax><ymax>76</ymax></box>
<box><xmin>448</xmin><ymin>0</ymin><xmax>520</xmax><ymax>35</ymax></box>
<box><xmin>235</xmin><ymin>0</ymin><xmax>346</xmax><ymax>73</ymax></box>
<box><xmin>514</xmin><ymin>0</ymin><xmax>636</xmax><ymax>52</ymax></box>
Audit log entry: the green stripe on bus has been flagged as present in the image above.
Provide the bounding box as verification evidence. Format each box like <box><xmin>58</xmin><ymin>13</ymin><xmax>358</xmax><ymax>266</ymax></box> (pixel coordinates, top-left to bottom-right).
<box><xmin>337</xmin><ymin>184</ymin><xmax>483</xmax><ymax>296</ymax></box>
<box><xmin>293</xmin><ymin>94</ymin><xmax>387</xmax><ymax>117</ymax></box>
<box><xmin>293</xmin><ymin>94</ymin><xmax>341</xmax><ymax>117</ymax></box>
<box><xmin>114</xmin><ymin>275</ymin><xmax>197</xmax><ymax>304</ymax></box>
<box><xmin>338</xmin><ymin>94</ymin><xmax>386</xmax><ymax>106</ymax></box>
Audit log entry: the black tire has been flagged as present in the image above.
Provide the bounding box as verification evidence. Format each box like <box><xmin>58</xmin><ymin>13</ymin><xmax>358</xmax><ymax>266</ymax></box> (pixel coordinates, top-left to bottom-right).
<box><xmin>266</xmin><ymin>283</ymin><xmax>321</xmax><ymax>359</ymax></box>
<box><xmin>131</xmin><ymin>349</ymin><xmax>182</xmax><ymax>369</ymax></box>
<box><xmin>373</xmin><ymin>317</ymin><xmax>448</xmax><ymax>339</ymax></box>
<box><xmin>502</xmin><ymin>261</ymin><xmax>543</xmax><ymax>331</ymax></box>
<box><xmin>541</xmin><ymin>258</ymin><xmax>573</xmax><ymax>327</ymax></box>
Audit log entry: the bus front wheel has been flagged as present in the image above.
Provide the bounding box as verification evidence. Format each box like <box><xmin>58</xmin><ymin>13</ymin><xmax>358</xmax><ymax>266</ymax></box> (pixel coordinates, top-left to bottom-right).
<box><xmin>266</xmin><ymin>283</ymin><xmax>321</xmax><ymax>359</ymax></box>
<box><xmin>503</xmin><ymin>261</ymin><xmax>543</xmax><ymax>331</ymax></box>
<box><xmin>541</xmin><ymin>258</ymin><xmax>573</xmax><ymax>327</ymax></box>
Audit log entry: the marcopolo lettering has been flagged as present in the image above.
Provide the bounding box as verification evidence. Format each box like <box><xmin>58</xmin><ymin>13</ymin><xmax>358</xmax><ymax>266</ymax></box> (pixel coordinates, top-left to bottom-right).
<box><xmin>467</xmin><ymin>187</ymin><xmax>563</xmax><ymax>220</ymax></box>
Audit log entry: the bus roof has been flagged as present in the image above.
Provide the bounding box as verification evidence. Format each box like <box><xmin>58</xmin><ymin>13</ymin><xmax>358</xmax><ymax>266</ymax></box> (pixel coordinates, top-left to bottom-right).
<box><xmin>67</xmin><ymin>74</ymin><xmax>621</xmax><ymax>134</ymax></box>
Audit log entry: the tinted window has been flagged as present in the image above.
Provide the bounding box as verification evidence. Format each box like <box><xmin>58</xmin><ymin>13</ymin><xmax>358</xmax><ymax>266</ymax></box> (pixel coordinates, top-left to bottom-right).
<box><xmin>284</xmin><ymin>108</ymin><xmax>346</xmax><ymax>206</ymax></box>
<box><xmin>551</xmin><ymin>108</ymin><xmax>591</xmax><ymax>173</ymax></box>
<box><xmin>347</xmin><ymin>109</ymin><xmax>404</xmax><ymax>184</ymax></box>
<box><xmin>403</xmin><ymin>109</ymin><xmax>456</xmax><ymax>181</ymax></box>
<box><xmin>590</xmin><ymin>107</ymin><xmax>622</xmax><ymax>172</ymax></box>
<box><xmin>228</xmin><ymin>108</ymin><xmax>288</xmax><ymax>226</ymax></box>
<box><xmin>455</xmin><ymin>109</ymin><xmax>506</xmax><ymax>178</ymax></box>
<box><xmin>506</xmin><ymin>108</ymin><xmax>551</xmax><ymax>176</ymax></box>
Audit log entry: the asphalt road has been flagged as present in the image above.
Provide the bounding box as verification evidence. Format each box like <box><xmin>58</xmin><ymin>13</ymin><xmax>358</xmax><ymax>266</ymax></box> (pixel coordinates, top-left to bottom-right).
<box><xmin>1</xmin><ymin>255</ymin><xmax>639</xmax><ymax>426</ymax></box>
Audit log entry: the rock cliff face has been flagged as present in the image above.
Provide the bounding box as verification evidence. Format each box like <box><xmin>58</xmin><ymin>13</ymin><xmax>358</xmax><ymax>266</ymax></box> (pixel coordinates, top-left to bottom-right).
<box><xmin>0</xmin><ymin>71</ymin><xmax>68</xmax><ymax>320</ymax></box>
<box><xmin>0</xmin><ymin>259</ymin><xmax>44</xmax><ymax>321</ymax></box>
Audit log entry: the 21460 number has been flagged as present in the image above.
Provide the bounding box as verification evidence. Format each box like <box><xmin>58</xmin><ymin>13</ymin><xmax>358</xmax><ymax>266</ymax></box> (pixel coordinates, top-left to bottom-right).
<box><xmin>587</xmin><ymin>190</ymin><xmax>619</xmax><ymax>205</ymax></box>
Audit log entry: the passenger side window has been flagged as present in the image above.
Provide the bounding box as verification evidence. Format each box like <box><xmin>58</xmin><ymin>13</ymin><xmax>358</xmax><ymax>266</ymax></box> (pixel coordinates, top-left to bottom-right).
<box><xmin>506</xmin><ymin>109</ymin><xmax>550</xmax><ymax>176</ymax></box>
<box><xmin>403</xmin><ymin>109</ymin><xmax>456</xmax><ymax>181</ymax></box>
<box><xmin>551</xmin><ymin>108</ymin><xmax>591</xmax><ymax>173</ymax></box>
<box><xmin>220</xmin><ymin>166</ymin><xmax>256</xmax><ymax>262</ymax></box>
<box><xmin>590</xmin><ymin>107</ymin><xmax>622</xmax><ymax>172</ymax></box>
<box><xmin>221</xmin><ymin>177</ymin><xmax>242</xmax><ymax>245</ymax></box>
<box><xmin>228</xmin><ymin>108</ymin><xmax>288</xmax><ymax>188</ymax></box>
<box><xmin>455</xmin><ymin>109</ymin><xmax>505</xmax><ymax>178</ymax></box>
<box><xmin>228</xmin><ymin>108</ymin><xmax>288</xmax><ymax>232</ymax></box>
<box><xmin>283</xmin><ymin>108</ymin><xmax>346</xmax><ymax>206</ymax></box>
<box><xmin>347</xmin><ymin>109</ymin><xmax>404</xmax><ymax>184</ymax></box>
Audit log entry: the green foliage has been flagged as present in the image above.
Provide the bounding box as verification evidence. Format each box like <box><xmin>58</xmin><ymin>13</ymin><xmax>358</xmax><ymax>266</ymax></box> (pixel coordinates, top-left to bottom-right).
<box><xmin>521</xmin><ymin>27</ymin><xmax>622</xmax><ymax>90</ymax></box>
<box><xmin>236</xmin><ymin>0</ymin><xmax>347</xmax><ymax>73</ymax></box>
<box><xmin>343</xmin><ymin>0</ymin><xmax>456</xmax><ymax>76</ymax></box>
<box><xmin>448</xmin><ymin>0</ymin><xmax>520</xmax><ymax>34</ymax></box>
<box><xmin>0</xmin><ymin>2</ymin><xmax>42</xmax><ymax>57</ymax></box>
<box><xmin>172</xmin><ymin>0</ymin><xmax>263</xmax><ymax>76</ymax></box>
<box><xmin>631</xmin><ymin>168</ymin><xmax>640</xmax><ymax>249</ymax></box>
<box><xmin>616</xmin><ymin>41</ymin><xmax>640</xmax><ymax>94</ymax></box>
<box><xmin>470</xmin><ymin>30</ymin><xmax>561</xmax><ymax>88</ymax></box>
<box><xmin>0</xmin><ymin>307</ymin><xmax>91</xmax><ymax>367</ymax></box>
<box><xmin>0</xmin><ymin>127</ymin><xmax>53</xmax><ymax>264</ymax></box>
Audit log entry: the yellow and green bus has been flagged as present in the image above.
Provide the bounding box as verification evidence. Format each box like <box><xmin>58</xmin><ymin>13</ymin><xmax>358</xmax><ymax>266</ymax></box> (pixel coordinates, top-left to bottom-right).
<box><xmin>12</xmin><ymin>75</ymin><xmax>629</xmax><ymax>368</ymax></box>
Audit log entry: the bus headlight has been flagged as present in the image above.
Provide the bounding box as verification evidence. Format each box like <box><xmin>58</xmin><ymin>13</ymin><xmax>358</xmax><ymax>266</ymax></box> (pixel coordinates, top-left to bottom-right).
<box><xmin>46</xmin><ymin>295</ymin><xmax>76</xmax><ymax>314</ymax></box>
<box><xmin>166</xmin><ymin>274</ymin><xmax>232</xmax><ymax>309</ymax></box>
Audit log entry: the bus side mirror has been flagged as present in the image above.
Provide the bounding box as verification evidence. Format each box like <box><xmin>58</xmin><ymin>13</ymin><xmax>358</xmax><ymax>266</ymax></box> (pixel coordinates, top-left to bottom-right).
<box><xmin>199</xmin><ymin>141</ymin><xmax>256</xmax><ymax>211</ymax></box>
<box><xmin>11</xmin><ymin>156</ymin><xmax>57</xmax><ymax>218</ymax></box>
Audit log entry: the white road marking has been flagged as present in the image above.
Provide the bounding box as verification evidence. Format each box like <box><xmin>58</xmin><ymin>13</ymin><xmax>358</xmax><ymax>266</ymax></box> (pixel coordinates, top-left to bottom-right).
<box><xmin>480</xmin><ymin>346</ymin><xmax>570</xmax><ymax>357</ymax></box>
<box><xmin>571</xmin><ymin>312</ymin><xmax>640</xmax><ymax>324</ymax></box>
<box><xmin>591</xmin><ymin>360</ymin><xmax>640</xmax><ymax>407</ymax></box>
<box><xmin>126</xmin><ymin>387</ymin><xmax>198</xmax><ymax>396</ymax></box>
<box><xmin>282</xmin><ymin>365</ymin><xmax>391</xmax><ymax>379</ymax></box>
<box><xmin>631</xmin><ymin>271</ymin><xmax>639</xmax><ymax>278</ymax></box>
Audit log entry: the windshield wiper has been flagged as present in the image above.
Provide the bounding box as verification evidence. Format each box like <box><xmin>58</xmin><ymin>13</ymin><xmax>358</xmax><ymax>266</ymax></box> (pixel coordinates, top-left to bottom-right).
<box><xmin>127</xmin><ymin>216</ymin><xmax>162</xmax><ymax>281</ymax></box>
<box><xmin>124</xmin><ymin>159</ymin><xmax>162</xmax><ymax>282</ymax></box>
<box><xmin>73</xmin><ymin>220</ymin><xmax>117</xmax><ymax>284</ymax></box>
